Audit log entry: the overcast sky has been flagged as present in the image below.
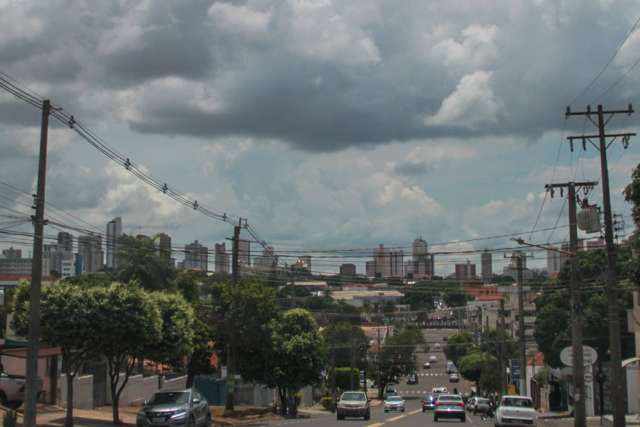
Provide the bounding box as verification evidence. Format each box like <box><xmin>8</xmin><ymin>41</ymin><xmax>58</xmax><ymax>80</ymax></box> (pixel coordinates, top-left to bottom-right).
<box><xmin>2</xmin><ymin>0</ymin><xmax>640</xmax><ymax>275</ymax></box>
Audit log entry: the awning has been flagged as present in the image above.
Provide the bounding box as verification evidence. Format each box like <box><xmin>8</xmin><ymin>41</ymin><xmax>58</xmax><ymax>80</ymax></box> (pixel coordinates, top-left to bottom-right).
<box><xmin>0</xmin><ymin>346</ymin><xmax>61</xmax><ymax>359</ymax></box>
<box><xmin>622</xmin><ymin>357</ymin><xmax>640</xmax><ymax>368</ymax></box>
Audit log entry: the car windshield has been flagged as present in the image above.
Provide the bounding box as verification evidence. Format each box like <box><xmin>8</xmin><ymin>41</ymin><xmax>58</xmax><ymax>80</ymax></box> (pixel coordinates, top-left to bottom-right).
<box><xmin>502</xmin><ymin>398</ymin><xmax>533</xmax><ymax>408</ymax></box>
<box><xmin>342</xmin><ymin>392</ymin><xmax>366</xmax><ymax>401</ymax></box>
<box><xmin>387</xmin><ymin>396</ymin><xmax>403</xmax><ymax>402</ymax></box>
<box><xmin>150</xmin><ymin>392</ymin><xmax>189</xmax><ymax>405</ymax></box>
<box><xmin>439</xmin><ymin>395</ymin><xmax>462</xmax><ymax>402</ymax></box>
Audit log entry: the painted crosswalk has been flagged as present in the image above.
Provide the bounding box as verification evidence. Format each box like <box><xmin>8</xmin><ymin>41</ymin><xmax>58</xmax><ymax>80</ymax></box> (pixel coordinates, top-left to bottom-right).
<box><xmin>417</xmin><ymin>372</ymin><xmax>444</xmax><ymax>377</ymax></box>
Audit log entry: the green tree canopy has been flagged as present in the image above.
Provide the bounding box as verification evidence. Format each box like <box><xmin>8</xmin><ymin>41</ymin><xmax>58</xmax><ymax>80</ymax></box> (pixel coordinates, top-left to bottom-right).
<box><xmin>13</xmin><ymin>282</ymin><xmax>99</xmax><ymax>427</ymax></box>
<box><xmin>116</xmin><ymin>234</ymin><xmax>176</xmax><ymax>291</ymax></box>
<box><xmin>92</xmin><ymin>283</ymin><xmax>162</xmax><ymax>424</ymax></box>
<box><xmin>265</xmin><ymin>309</ymin><xmax>326</xmax><ymax>416</ymax></box>
<box><xmin>322</xmin><ymin>321</ymin><xmax>368</xmax><ymax>368</ymax></box>
<box><xmin>375</xmin><ymin>327</ymin><xmax>422</xmax><ymax>399</ymax></box>
<box><xmin>147</xmin><ymin>292</ymin><xmax>195</xmax><ymax>365</ymax></box>
<box><xmin>458</xmin><ymin>351</ymin><xmax>498</xmax><ymax>393</ymax></box>
<box><xmin>444</xmin><ymin>332</ymin><xmax>475</xmax><ymax>366</ymax></box>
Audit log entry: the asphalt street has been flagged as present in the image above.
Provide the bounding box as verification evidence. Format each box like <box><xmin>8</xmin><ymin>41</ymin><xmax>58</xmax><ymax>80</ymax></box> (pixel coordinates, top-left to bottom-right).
<box><xmin>262</xmin><ymin>328</ymin><xmax>484</xmax><ymax>427</ymax></box>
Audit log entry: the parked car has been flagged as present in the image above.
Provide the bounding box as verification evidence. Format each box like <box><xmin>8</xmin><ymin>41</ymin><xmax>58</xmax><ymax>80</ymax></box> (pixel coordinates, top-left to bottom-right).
<box><xmin>432</xmin><ymin>386</ymin><xmax>448</xmax><ymax>395</ymax></box>
<box><xmin>446</xmin><ymin>361</ymin><xmax>456</xmax><ymax>373</ymax></box>
<box><xmin>336</xmin><ymin>391</ymin><xmax>370</xmax><ymax>420</ymax></box>
<box><xmin>429</xmin><ymin>355</ymin><xmax>437</xmax><ymax>362</ymax></box>
<box><xmin>422</xmin><ymin>394</ymin><xmax>437</xmax><ymax>412</ymax></box>
<box><xmin>423</xmin><ymin>362</ymin><xmax>431</xmax><ymax>369</ymax></box>
<box><xmin>449</xmin><ymin>373</ymin><xmax>459</xmax><ymax>382</ymax></box>
<box><xmin>384</xmin><ymin>395</ymin><xmax>406</xmax><ymax>413</ymax></box>
<box><xmin>495</xmin><ymin>395</ymin><xmax>536</xmax><ymax>427</ymax></box>
<box><xmin>434</xmin><ymin>343</ymin><xmax>442</xmax><ymax>350</ymax></box>
<box><xmin>406</xmin><ymin>373</ymin><xmax>418</xmax><ymax>385</ymax></box>
<box><xmin>0</xmin><ymin>372</ymin><xmax>43</xmax><ymax>408</ymax></box>
<box><xmin>434</xmin><ymin>394</ymin><xmax>466</xmax><ymax>422</ymax></box>
<box><xmin>137</xmin><ymin>389</ymin><xmax>211</xmax><ymax>427</ymax></box>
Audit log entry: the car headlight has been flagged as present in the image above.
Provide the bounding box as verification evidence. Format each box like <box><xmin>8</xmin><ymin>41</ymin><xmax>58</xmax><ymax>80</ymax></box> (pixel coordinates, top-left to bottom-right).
<box><xmin>170</xmin><ymin>410</ymin><xmax>187</xmax><ymax>420</ymax></box>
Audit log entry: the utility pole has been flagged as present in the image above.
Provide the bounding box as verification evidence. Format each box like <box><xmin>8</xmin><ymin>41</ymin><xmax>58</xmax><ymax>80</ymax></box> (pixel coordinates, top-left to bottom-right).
<box><xmin>516</xmin><ymin>252</ymin><xmax>527</xmax><ymax>396</ymax></box>
<box><xmin>566</xmin><ymin>104</ymin><xmax>635</xmax><ymax>427</ymax></box>
<box><xmin>24</xmin><ymin>99</ymin><xmax>50</xmax><ymax>427</ymax></box>
<box><xmin>498</xmin><ymin>298</ymin><xmax>507</xmax><ymax>397</ymax></box>
<box><xmin>377</xmin><ymin>327</ymin><xmax>381</xmax><ymax>398</ymax></box>
<box><xmin>225</xmin><ymin>222</ymin><xmax>241</xmax><ymax>411</ymax></box>
<box><xmin>350</xmin><ymin>327</ymin><xmax>355</xmax><ymax>390</ymax></box>
<box><xmin>545</xmin><ymin>181</ymin><xmax>597</xmax><ymax>427</ymax></box>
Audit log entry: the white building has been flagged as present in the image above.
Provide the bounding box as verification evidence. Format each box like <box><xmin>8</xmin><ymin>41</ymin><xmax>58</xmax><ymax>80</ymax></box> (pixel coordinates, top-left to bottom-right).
<box><xmin>330</xmin><ymin>289</ymin><xmax>404</xmax><ymax>307</ymax></box>
<box><xmin>106</xmin><ymin>217</ymin><xmax>122</xmax><ymax>270</ymax></box>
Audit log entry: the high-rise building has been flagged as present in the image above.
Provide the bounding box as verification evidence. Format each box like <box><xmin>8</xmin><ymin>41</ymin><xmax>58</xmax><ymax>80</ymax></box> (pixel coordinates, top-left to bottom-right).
<box><xmin>106</xmin><ymin>217</ymin><xmax>122</xmax><ymax>270</ymax></box>
<box><xmin>78</xmin><ymin>234</ymin><xmax>104</xmax><ymax>273</ymax></box>
<box><xmin>156</xmin><ymin>233</ymin><xmax>172</xmax><ymax>260</ymax></box>
<box><xmin>238</xmin><ymin>239</ymin><xmax>251</xmax><ymax>267</ymax></box>
<box><xmin>372</xmin><ymin>244</ymin><xmax>404</xmax><ymax>278</ymax></box>
<box><xmin>481</xmin><ymin>249</ymin><xmax>492</xmax><ymax>282</ymax></box>
<box><xmin>184</xmin><ymin>240</ymin><xmax>208</xmax><ymax>271</ymax></box>
<box><xmin>215</xmin><ymin>243</ymin><xmax>229</xmax><ymax>273</ymax></box>
<box><xmin>44</xmin><ymin>243</ymin><xmax>73</xmax><ymax>275</ymax></box>
<box><xmin>0</xmin><ymin>257</ymin><xmax>49</xmax><ymax>276</ymax></box>
<box><xmin>365</xmin><ymin>260</ymin><xmax>376</xmax><ymax>277</ymax></box>
<box><xmin>57</xmin><ymin>232</ymin><xmax>73</xmax><ymax>252</ymax></box>
<box><xmin>254</xmin><ymin>246</ymin><xmax>277</xmax><ymax>272</ymax></box>
<box><xmin>340</xmin><ymin>263</ymin><xmax>356</xmax><ymax>277</ymax></box>
<box><xmin>454</xmin><ymin>261</ymin><xmax>476</xmax><ymax>280</ymax></box>
<box><xmin>1</xmin><ymin>247</ymin><xmax>22</xmax><ymax>259</ymax></box>
<box><xmin>412</xmin><ymin>238</ymin><xmax>431</xmax><ymax>278</ymax></box>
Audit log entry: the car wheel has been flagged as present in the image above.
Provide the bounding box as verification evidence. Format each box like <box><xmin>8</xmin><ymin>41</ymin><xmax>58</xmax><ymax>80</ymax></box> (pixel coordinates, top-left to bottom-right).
<box><xmin>473</xmin><ymin>409</ymin><xmax>477</xmax><ymax>415</ymax></box>
<box><xmin>0</xmin><ymin>392</ymin><xmax>7</xmax><ymax>406</ymax></box>
<box><xmin>402</xmin><ymin>408</ymin><xmax>405</xmax><ymax>412</ymax></box>
<box><xmin>204</xmin><ymin>413</ymin><xmax>211</xmax><ymax>427</ymax></box>
<box><xmin>365</xmin><ymin>410</ymin><xmax>371</xmax><ymax>420</ymax></box>
<box><xmin>461</xmin><ymin>415</ymin><xmax>466</xmax><ymax>422</ymax></box>
<box><xmin>187</xmin><ymin>416</ymin><xmax>195</xmax><ymax>427</ymax></box>
<box><xmin>384</xmin><ymin>409</ymin><xmax>388</xmax><ymax>413</ymax></box>
<box><xmin>434</xmin><ymin>416</ymin><xmax>439</xmax><ymax>422</ymax></box>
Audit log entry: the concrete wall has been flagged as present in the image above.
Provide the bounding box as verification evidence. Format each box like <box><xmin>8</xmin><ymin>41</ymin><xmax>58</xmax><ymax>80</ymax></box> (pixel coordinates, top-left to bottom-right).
<box><xmin>105</xmin><ymin>374</ymin><xmax>189</xmax><ymax>406</ymax></box>
<box><xmin>626</xmin><ymin>361</ymin><xmax>640</xmax><ymax>414</ymax></box>
<box><xmin>59</xmin><ymin>375</ymin><xmax>93</xmax><ymax>409</ymax></box>
<box><xmin>161</xmin><ymin>376</ymin><xmax>187</xmax><ymax>392</ymax></box>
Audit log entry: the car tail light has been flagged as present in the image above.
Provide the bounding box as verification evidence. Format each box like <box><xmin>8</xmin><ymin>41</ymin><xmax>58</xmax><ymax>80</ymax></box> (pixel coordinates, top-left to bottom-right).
<box><xmin>457</xmin><ymin>403</ymin><xmax>465</xmax><ymax>408</ymax></box>
<box><xmin>435</xmin><ymin>401</ymin><xmax>442</xmax><ymax>406</ymax></box>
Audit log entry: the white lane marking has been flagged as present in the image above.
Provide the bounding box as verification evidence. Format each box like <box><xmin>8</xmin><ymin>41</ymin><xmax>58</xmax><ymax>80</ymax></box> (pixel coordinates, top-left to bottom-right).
<box><xmin>386</xmin><ymin>414</ymin><xmax>407</xmax><ymax>422</ymax></box>
<box><xmin>408</xmin><ymin>409</ymin><xmax>422</xmax><ymax>415</ymax></box>
<box><xmin>365</xmin><ymin>423</ymin><xmax>385</xmax><ymax>427</ymax></box>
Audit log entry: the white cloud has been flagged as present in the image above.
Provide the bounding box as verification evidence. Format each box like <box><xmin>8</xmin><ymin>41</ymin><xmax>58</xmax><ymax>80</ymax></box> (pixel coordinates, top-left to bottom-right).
<box><xmin>430</xmin><ymin>25</ymin><xmax>499</xmax><ymax>72</ymax></box>
<box><xmin>208</xmin><ymin>2</ymin><xmax>271</xmax><ymax>40</ymax></box>
<box><xmin>425</xmin><ymin>71</ymin><xmax>503</xmax><ymax>129</ymax></box>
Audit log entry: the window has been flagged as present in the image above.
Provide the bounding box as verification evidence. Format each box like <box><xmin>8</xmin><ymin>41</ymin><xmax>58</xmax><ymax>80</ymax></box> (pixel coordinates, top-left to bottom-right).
<box><xmin>502</xmin><ymin>398</ymin><xmax>532</xmax><ymax>408</ymax></box>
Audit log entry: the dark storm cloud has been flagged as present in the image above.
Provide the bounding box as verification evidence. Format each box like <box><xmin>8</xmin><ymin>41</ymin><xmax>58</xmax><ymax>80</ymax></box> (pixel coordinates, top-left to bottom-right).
<box><xmin>393</xmin><ymin>161</ymin><xmax>430</xmax><ymax>177</ymax></box>
<box><xmin>1</xmin><ymin>0</ymin><xmax>640</xmax><ymax>151</ymax></box>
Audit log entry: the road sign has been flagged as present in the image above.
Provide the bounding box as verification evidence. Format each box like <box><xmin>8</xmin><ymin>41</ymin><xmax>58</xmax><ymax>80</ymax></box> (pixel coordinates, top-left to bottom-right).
<box><xmin>510</xmin><ymin>359</ymin><xmax>521</xmax><ymax>379</ymax></box>
<box><xmin>560</xmin><ymin>346</ymin><xmax>598</xmax><ymax>367</ymax></box>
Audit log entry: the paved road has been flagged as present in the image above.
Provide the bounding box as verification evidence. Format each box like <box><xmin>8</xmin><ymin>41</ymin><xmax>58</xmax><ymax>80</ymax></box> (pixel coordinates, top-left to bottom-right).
<box><xmin>266</xmin><ymin>400</ymin><xmax>494</xmax><ymax>427</ymax></box>
<box><xmin>261</xmin><ymin>328</ymin><xmax>483</xmax><ymax>427</ymax></box>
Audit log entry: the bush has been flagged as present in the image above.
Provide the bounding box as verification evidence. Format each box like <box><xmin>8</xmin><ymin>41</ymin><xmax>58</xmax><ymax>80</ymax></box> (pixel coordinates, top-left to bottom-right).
<box><xmin>321</xmin><ymin>396</ymin><xmax>335</xmax><ymax>411</ymax></box>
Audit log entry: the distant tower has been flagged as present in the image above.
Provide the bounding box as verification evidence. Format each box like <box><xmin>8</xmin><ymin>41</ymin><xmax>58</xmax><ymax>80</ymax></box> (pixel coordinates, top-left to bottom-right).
<box><xmin>106</xmin><ymin>217</ymin><xmax>122</xmax><ymax>269</ymax></box>
<box><xmin>481</xmin><ymin>249</ymin><xmax>492</xmax><ymax>282</ymax></box>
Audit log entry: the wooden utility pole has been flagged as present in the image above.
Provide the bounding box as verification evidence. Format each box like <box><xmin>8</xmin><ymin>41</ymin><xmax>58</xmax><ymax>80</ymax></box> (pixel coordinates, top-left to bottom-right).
<box><xmin>545</xmin><ymin>181</ymin><xmax>597</xmax><ymax>427</ymax></box>
<box><xmin>498</xmin><ymin>299</ymin><xmax>507</xmax><ymax>397</ymax></box>
<box><xmin>24</xmin><ymin>99</ymin><xmax>50</xmax><ymax>427</ymax></box>
<box><xmin>225</xmin><ymin>222</ymin><xmax>242</xmax><ymax>411</ymax></box>
<box><xmin>515</xmin><ymin>252</ymin><xmax>527</xmax><ymax>396</ymax></box>
<box><xmin>566</xmin><ymin>104</ymin><xmax>635</xmax><ymax>427</ymax></box>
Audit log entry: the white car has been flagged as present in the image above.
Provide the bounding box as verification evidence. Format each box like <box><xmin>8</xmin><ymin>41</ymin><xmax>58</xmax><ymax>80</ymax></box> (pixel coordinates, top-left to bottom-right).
<box><xmin>431</xmin><ymin>386</ymin><xmax>448</xmax><ymax>395</ymax></box>
<box><xmin>495</xmin><ymin>395</ymin><xmax>536</xmax><ymax>427</ymax></box>
<box><xmin>429</xmin><ymin>355</ymin><xmax>437</xmax><ymax>362</ymax></box>
<box><xmin>0</xmin><ymin>372</ymin><xmax>43</xmax><ymax>406</ymax></box>
<box><xmin>384</xmin><ymin>395</ymin><xmax>406</xmax><ymax>412</ymax></box>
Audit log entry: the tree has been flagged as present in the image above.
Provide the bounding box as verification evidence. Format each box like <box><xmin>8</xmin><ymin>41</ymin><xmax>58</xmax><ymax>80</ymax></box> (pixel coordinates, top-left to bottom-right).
<box><xmin>402</xmin><ymin>284</ymin><xmax>436</xmax><ymax>310</ymax></box>
<box><xmin>375</xmin><ymin>327</ymin><xmax>421</xmax><ymax>399</ymax></box>
<box><xmin>174</xmin><ymin>270</ymin><xmax>201</xmax><ymax>304</ymax></box>
<box><xmin>323</xmin><ymin>322</ymin><xmax>368</xmax><ymax>368</ymax></box>
<box><xmin>147</xmin><ymin>292</ymin><xmax>195</xmax><ymax>366</ymax></box>
<box><xmin>116</xmin><ymin>234</ymin><xmax>176</xmax><ymax>291</ymax></box>
<box><xmin>442</xmin><ymin>289</ymin><xmax>471</xmax><ymax>307</ymax></box>
<box><xmin>444</xmin><ymin>333</ymin><xmax>475</xmax><ymax>366</ymax></box>
<box><xmin>480</xmin><ymin>328</ymin><xmax>517</xmax><ymax>359</ymax></box>
<box><xmin>332</xmin><ymin>367</ymin><xmax>360</xmax><ymax>391</ymax></box>
<box><xmin>13</xmin><ymin>283</ymin><xmax>98</xmax><ymax>427</ymax></box>
<box><xmin>534</xmin><ymin>248</ymin><xmax>636</xmax><ymax>367</ymax></box>
<box><xmin>92</xmin><ymin>283</ymin><xmax>162</xmax><ymax>424</ymax></box>
<box><xmin>623</xmin><ymin>162</ymin><xmax>640</xmax><ymax>229</ymax></box>
<box><xmin>458</xmin><ymin>351</ymin><xmax>496</xmax><ymax>393</ymax></box>
<box><xmin>265</xmin><ymin>309</ymin><xmax>326</xmax><ymax>416</ymax></box>
<box><xmin>210</xmin><ymin>279</ymin><xmax>280</xmax><ymax>398</ymax></box>
<box><xmin>186</xmin><ymin>308</ymin><xmax>217</xmax><ymax>388</ymax></box>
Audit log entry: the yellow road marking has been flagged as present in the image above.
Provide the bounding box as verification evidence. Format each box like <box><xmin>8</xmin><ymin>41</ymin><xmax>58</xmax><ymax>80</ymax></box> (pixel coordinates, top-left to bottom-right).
<box><xmin>408</xmin><ymin>409</ymin><xmax>422</xmax><ymax>415</ymax></box>
<box><xmin>366</xmin><ymin>423</ymin><xmax>385</xmax><ymax>427</ymax></box>
<box><xmin>386</xmin><ymin>415</ymin><xmax>407</xmax><ymax>422</ymax></box>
